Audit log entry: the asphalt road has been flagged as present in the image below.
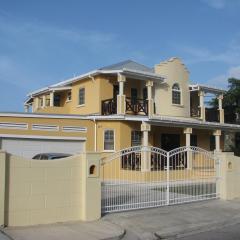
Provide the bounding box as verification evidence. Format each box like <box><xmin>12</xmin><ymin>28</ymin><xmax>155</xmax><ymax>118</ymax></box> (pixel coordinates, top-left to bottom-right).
<box><xmin>177</xmin><ymin>223</ymin><xmax>240</xmax><ymax>240</ymax></box>
<box><xmin>0</xmin><ymin>231</ymin><xmax>10</xmax><ymax>240</ymax></box>
<box><xmin>121</xmin><ymin>223</ymin><xmax>240</xmax><ymax>239</ymax></box>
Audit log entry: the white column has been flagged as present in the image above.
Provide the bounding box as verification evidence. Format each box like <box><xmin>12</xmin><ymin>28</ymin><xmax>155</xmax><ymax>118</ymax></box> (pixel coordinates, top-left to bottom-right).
<box><xmin>24</xmin><ymin>105</ymin><xmax>29</xmax><ymax>113</ymax></box>
<box><xmin>218</xmin><ymin>94</ymin><xmax>224</xmax><ymax>123</ymax></box>
<box><xmin>117</xmin><ymin>74</ymin><xmax>126</xmax><ymax>115</ymax></box>
<box><xmin>146</xmin><ymin>80</ymin><xmax>154</xmax><ymax>117</ymax></box>
<box><xmin>50</xmin><ymin>91</ymin><xmax>54</xmax><ymax>107</ymax></box>
<box><xmin>184</xmin><ymin>128</ymin><xmax>192</xmax><ymax>169</ymax></box>
<box><xmin>141</xmin><ymin>122</ymin><xmax>151</xmax><ymax>172</ymax></box>
<box><xmin>35</xmin><ymin>97</ymin><xmax>39</xmax><ymax>111</ymax></box>
<box><xmin>198</xmin><ymin>90</ymin><xmax>205</xmax><ymax>121</ymax></box>
<box><xmin>43</xmin><ymin>95</ymin><xmax>46</xmax><ymax>108</ymax></box>
<box><xmin>213</xmin><ymin>130</ymin><xmax>221</xmax><ymax>152</ymax></box>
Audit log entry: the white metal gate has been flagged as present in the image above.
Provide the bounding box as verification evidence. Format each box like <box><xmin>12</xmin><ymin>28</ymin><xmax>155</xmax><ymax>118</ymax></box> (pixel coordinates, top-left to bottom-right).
<box><xmin>101</xmin><ymin>146</ymin><xmax>219</xmax><ymax>213</ymax></box>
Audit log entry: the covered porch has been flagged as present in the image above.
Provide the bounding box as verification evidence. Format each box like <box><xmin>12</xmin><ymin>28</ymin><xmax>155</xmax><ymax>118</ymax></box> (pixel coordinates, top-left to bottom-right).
<box><xmin>101</xmin><ymin>71</ymin><xmax>164</xmax><ymax>117</ymax></box>
<box><xmin>190</xmin><ymin>84</ymin><xmax>226</xmax><ymax>123</ymax></box>
<box><xmin>117</xmin><ymin>121</ymin><xmax>222</xmax><ymax>172</ymax></box>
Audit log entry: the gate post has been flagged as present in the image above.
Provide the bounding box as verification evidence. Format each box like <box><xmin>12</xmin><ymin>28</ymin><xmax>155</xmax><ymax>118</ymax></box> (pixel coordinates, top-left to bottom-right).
<box><xmin>166</xmin><ymin>151</ymin><xmax>170</xmax><ymax>205</ymax></box>
<box><xmin>184</xmin><ymin>128</ymin><xmax>192</xmax><ymax>169</ymax></box>
<box><xmin>0</xmin><ymin>151</ymin><xmax>6</xmax><ymax>227</ymax></box>
<box><xmin>141</xmin><ymin>122</ymin><xmax>151</xmax><ymax>172</ymax></box>
<box><xmin>80</xmin><ymin>152</ymin><xmax>101</xmax><ymax>221</ymax></box>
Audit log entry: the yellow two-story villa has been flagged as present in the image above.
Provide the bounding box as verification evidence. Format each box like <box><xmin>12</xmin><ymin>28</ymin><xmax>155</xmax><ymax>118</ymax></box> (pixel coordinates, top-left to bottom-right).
<box><xmin>0</xmin><ymin>57</ymin><xmax>239</xmax><ymax>160</ymax></box>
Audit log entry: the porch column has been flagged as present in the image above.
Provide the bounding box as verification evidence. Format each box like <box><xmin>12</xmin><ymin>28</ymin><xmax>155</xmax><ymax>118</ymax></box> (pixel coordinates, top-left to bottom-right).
<box><xmin>43</xmin><ymin>95</ymin><xmax>46</xmax><ymax>108</ymax></box>
<box><xmin>146</xmin><ymin>80</ymin><xmax>154</xmax><ymax>117</ymax></box>
<box><xmin>198</xmin><ymin>90</ymin><xmax>205</xmax><ymax>121</ymax></box>
<box><xmin>184</xmin><ymin>128</ymin><xmax>192</xmax><ymax>169</ymax></box>
<box><xmin>141</xmin><ymin>122</ymin><xmax>151</xmax><ymax>172</ymax></box>
<box><xmin>35</xmin><ymin>97</ymin><xmax>39</xmax><ymax>110</ymax></box>
<box><xmin>24</xmin><ymin>105</ymin><xmax>29</xmax><ymax>113</ymax></box>
<box><xmin>50</xmin><ymin>91</ymin><xmax>54</xmax><ymax>107</ymax></box>
<box><xmin>218</xmin><ymin>94</ymin><xmax>224</xmax><ymax>123</ymax></box>
<box><xmin>213</xmin><ymin>130</ymin><xmax>221</xmax><ymax>152</ymax></box>
<box><xmin>117</xmin><ymin>74</ymin><xmax>126</xmax><ymax>115</ymax></box>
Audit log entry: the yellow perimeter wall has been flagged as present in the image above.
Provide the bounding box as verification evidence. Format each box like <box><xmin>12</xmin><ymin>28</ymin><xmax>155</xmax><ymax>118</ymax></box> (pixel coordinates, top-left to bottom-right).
<box><xmin>0</xmin><ymin>151</ymin><xmax>101</xmax><ymax>227</ymax></box>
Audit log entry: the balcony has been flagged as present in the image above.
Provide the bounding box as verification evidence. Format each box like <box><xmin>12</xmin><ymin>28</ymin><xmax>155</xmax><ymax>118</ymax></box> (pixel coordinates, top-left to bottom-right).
<box><xmin>205</xmin><ymin>108</ymin><xmax>219</xmax><ymax>122</ymax></box>
<box><xmin>126</xmin><ymin>97</ymin><xmax>148</xmax><ymax>115</ymax></box>
<box><xmin>190</xmin><ymin>108</ymin><xmax>200</xmax><ymax>118</ymax></box>
<box><xmin>225</xmin><ymin>112</ymin><xmax>240</xmax><ymax>124</ymax></box>
<box><xmin>101</xmin><ymin>97</ymin><xmax>148</xmax><ymax>115</ymax></box>
<box><xmin>102</xmin><ymin>98</ymin><xmax>117</xmax><ymax>115</ymax></box>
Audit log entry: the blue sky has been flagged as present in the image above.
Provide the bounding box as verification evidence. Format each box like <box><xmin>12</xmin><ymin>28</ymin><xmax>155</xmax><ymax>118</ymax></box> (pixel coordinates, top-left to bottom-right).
<box><xmin>1</xmin><ymin>0</ymin><xmax>240</xmax><ymax>111</ymax></box>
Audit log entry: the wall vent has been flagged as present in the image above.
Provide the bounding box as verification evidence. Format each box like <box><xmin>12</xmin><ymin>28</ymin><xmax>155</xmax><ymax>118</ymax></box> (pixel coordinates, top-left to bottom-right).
<box><xmin>32</xmin><ymin>124</ymin><xmax>59</xmax><ymax>131</ymax></box>
<box><xmin>62</xmin><ymin>126</ymin><xmax>87</xmax><ymax>133</ymax></box>
<box><xmin>0</xmin><ymin>122</ymin><xmax>28</xmax><ymax>130</ymax></box>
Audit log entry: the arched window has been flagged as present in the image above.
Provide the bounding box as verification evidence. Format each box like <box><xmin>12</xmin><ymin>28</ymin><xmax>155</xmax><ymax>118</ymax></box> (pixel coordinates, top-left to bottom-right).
<box><xmin>172</xmin><ymin>83</ymin><xmax>181</xmax><ymax>105</ymax></box>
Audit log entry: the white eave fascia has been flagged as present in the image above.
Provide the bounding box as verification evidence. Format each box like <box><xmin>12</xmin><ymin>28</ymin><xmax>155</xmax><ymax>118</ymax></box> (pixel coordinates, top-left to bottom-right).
<box><xmin>27</xmin><ymin>68</ymin><xmax>166</xmax><ymax>98</ymax></box>
<box><xmin>0</xmin><ymin>112</ymin><xmax>240</xmax><ymax>131</ymax></box>
<box><xmin>121</xmin><ymin>68</ymin><xmax>166</xmax><ymax>82</ymax></box>
<box><xmin>49</xmin><ymin>86</ymin><xmax>72</xmax><ymax>91</ymax></box>
<box><xmin>189</xmin><ymin>84</ymin><xmax>226</xmax><ymax>94</ymax></box>
<box><xmin>148</xmin><ymin>115</ymin><xmax>240</xmax><ymax>131</ymax></box>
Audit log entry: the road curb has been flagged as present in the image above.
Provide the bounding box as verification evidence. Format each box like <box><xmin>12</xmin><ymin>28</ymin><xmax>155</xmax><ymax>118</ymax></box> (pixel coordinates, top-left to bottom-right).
<box><xmin>154</xmin><ymin>217</ymin><xmax>240</xmax><ymax>239</ymax></box>
<box><xmin>102</xmin><ymin>229</ymin><xmax>126</xmax><ymax>240</ymax></box>
<box><xmin>0</xmin><ymin>229</ymin><xmax>14</xmax><ymax>240</ymax></box>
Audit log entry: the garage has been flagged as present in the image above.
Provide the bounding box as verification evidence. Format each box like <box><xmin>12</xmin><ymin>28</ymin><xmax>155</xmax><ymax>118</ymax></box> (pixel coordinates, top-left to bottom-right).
<box><xmin>0</xmin><ymin>136</ymin><xmax>85</xmax><ymax>159</ymax></box>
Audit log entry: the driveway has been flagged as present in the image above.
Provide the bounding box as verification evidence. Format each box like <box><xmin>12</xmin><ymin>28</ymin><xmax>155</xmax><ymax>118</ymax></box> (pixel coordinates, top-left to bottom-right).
<box><xmin>103</xmin><ymin>199</ymin><xmax>240</xmax><ymax>239</ymax></box>
<box><xmin>3</xmin><ymin>199</ymin><xmax>240</xmax><ymax>240</ymax></box>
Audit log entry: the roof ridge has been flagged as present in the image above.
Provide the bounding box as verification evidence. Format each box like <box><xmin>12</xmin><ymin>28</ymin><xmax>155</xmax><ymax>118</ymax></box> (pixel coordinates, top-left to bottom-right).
<box><xmin>99</xmin><ymin>59</ymin><xmax>133</xmax><ymax>70</ymax></box>
<box><xmin>99</xmin><ymin>59</ymin><xmax>153</xmax><ymax>71</ymax></box>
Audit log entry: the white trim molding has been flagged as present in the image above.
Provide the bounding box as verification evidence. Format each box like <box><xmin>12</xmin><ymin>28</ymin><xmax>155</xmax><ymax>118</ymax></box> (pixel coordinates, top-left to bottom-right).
<box><xmin>0</xmin><ymin>122</ymin><xmax>28</xmax><ymax>130</ymax></box>
<box><xmin>0</xmin><ymin>134</ymin><xmax>86</xmax><ymax>141</ymax></box>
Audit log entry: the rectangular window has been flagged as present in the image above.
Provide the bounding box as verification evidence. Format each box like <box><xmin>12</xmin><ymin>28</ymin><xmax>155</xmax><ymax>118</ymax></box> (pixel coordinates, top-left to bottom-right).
<box><xmin>190</xmin><ymin>135</ymin><xmax>198</xmax><ymax>147</ymax></box>
<box><xmin>79</xmin><ymin>88</ymin><xmax>85</xmax><ymax>105</ymax></box>
<box><xmin>131</xmin><ymin>131</ymin><xmax>142</xmax><ymax>146</ymax></box>
<box><xmin>210</xmin><ymin>135</ymin><xmax>215</xmax><ymax>151</ymax></box>
<box><xmin>39</xmin><ymin>98</ymin><xmax>43</xmax><ymax>107</ymax></box>
<box><xmin>104</xmin><ymin>130</ymin><xmax>114</xmax><ymax>151</ymax></box>
<box><xmin>67</xmin><ymin>91</ymin><xmax>72</xmax><ymax>101</ymax></box>
<box><xmin>54</xmin><ymin>94</ymin><xmax>61</xmax><ymax>107</ymax></box>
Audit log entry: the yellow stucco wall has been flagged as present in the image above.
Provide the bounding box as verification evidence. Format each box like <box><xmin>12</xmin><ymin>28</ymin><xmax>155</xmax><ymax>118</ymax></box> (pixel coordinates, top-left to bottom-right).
<box><xmin>0</xmin><ymin>115</ymin><xmax>224</xmax><ymax>156</ymax></box>
<box><xmin>0</xmin><ymin>116</ymin><xmax>95</xmax><ymax>151</ymax></box>
<box><xmin>0</xmin><ymin>152</ymin><xmax>101</xmax><ymax>226</ymax></box>
<box><xmin>218</xmin><ymin>152</ymin><xmax>240</xmax><ymax>200</ymax></box>
<box><xmin>154</xmin><ymin>58</ymin><xmax>190</xmax><ymax>118</ymax></box>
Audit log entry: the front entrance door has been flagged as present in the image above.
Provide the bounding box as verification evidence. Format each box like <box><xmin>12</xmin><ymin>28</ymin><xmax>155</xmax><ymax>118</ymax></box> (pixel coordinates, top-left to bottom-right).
<box><xmin>161</xmin><ymin>134</ymin><xmax>180</xmax><ymax>151</ymax></box>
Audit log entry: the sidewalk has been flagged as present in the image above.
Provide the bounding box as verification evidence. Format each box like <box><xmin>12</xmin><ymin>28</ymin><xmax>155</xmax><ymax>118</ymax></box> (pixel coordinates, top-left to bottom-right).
<box><xmin>3</xmin><ymin>220</ymin><xmax>124</xmax><ymax>240</ymax></box>
<box><xmin>103</xmin><ymin>199</ymin><xmax>240</xmax><ymax>239</ymax></box>
<box><xmin>3</xmin><ymin>199</ymin><xmax>240</xmax><ymax>240</ymax></box>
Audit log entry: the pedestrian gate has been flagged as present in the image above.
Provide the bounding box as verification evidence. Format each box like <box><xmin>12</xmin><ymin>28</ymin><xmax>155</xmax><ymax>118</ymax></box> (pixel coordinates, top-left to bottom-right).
<box><xmin>101</xmin><ymin>146</ymin><xmax>219</xmax><ymax>213</ymax></box>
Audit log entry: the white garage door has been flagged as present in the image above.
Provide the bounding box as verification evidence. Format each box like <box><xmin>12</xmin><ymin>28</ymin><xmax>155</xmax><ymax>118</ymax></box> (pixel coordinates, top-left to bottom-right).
<box><xmin>0</xmin><ymin>137</ymin><xmax>85</xmax><ymax>159</ymax></box>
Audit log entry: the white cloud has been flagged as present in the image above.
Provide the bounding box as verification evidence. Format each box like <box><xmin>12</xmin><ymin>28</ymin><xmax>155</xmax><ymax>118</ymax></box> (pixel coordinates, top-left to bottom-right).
<box><xmin>229</xmin><ymin>65</ymin><xmax>240</xmax><ymax>78</ymax></box>
<box><xmin>180</xmin><ymin>37</ymin><xmax>240</xmax><ymax>65</ymax></box>
<box><xmin>206</xmin><ymin>65</ymin><xmax>240</xmax><ymax>89</ymax></box>
<box><xmin>201</xmin><ymin>0</ymin><xmax>226</xmax><ymax>9</ymax></box>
